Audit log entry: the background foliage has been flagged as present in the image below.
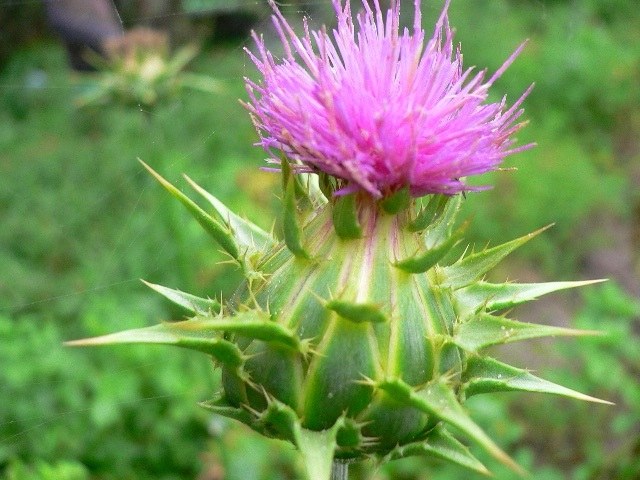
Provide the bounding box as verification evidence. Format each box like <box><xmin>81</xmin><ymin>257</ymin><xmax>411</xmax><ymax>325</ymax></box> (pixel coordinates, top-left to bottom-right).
<box><xmin>1</xmin><ymin>0</ymin><xmax>638</xmax><ymax>479</ymax></box>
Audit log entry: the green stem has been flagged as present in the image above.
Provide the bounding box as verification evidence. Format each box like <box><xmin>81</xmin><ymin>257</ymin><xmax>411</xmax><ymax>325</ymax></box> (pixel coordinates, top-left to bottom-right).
<box><xmin>330</xmin><ymin>461</ymin><xmax>348</xmax><ymax>480</ymax></box>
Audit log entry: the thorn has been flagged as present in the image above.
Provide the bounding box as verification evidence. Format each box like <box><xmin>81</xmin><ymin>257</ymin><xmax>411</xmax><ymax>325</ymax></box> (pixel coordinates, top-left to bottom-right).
<box><xmin>308</xmin><ymin>288</ymin><xmax>331</xmax><ymax>307</ymax></box>
<box><xmin>241</xmin><ymin>402</ymin><xmax>262</xmax><ymax>419</ymax></box>
<box><xmin>241</xmin><ymin>352</ymin><xmax>258</xmax><ymax>363</ymax></box>
<box><xmin>356</xmin><ymin>374</ymin><xmax>377</xmax><ymax>388</ymax></box>
<box><xmin>299</xmin><ymin>338</ymin><xmax>317</xmax><ymax>358</ymax></box>
<box><xmin>259</xmin><ymin>385</ymin><xmax>274</xmax><ymax>405</ymax></box>
<box><xmin>241</xmin><ymin>371</ymin><xmax>259</xmax><ymax>391</ymax></box>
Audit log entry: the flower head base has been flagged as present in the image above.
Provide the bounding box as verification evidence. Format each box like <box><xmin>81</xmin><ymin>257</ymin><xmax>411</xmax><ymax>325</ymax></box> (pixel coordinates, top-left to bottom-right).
<box><xmin>246</xmin><ymin>0</ymin><xmax>533</xmax><ymax>198</ymax></box>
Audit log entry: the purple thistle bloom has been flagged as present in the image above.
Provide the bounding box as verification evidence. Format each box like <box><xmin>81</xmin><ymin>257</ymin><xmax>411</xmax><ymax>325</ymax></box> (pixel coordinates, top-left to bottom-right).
<box><xmin>245</xmin><ymin>0</ymin><xmax>533</xmax><ymax>198</ymax></box>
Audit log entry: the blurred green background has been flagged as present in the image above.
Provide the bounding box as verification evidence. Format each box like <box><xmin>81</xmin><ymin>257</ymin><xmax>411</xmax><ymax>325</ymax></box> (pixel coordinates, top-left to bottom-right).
<box><xmin>1</xmin><ymin>0</ymin><xmax>639</xmax><ymax>479</ymax></box>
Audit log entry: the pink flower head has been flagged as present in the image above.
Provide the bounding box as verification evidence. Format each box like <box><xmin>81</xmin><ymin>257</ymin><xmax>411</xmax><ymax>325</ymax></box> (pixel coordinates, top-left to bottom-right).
<box><xmin>245</xmin><ymin>0</ymin><xmax>533</xmax><ymax>198</ymax></box>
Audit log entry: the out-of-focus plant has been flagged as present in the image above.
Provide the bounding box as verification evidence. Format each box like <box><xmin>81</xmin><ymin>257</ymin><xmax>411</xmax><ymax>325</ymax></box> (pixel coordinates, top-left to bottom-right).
<box><xmin>538</xmin><ymin>283</ymin><xmax>640</xmax><ymax>480</ymax></box>
<box><xmin>2</xmin><ymin>460</ymin><xmax>89</xmax><ymax>480</ymax></box>
<box><xmin>0</xmin><ymin>299</ymin><xmax>217</xmax><ymax>480</ymax></box>
<box><xmin>447</xmin><ymin>0</ymin><xmax>637</xmax><ymax>277</ymax></box>
<box><xmin>0</xmin><ymin>30</ymin><xmax>271</xmax><ymax>480</ymax></box>
<box><xmin>75</xmin><ymin>28</ymin><xmax>221</xmax><ymax>109</ymax></box>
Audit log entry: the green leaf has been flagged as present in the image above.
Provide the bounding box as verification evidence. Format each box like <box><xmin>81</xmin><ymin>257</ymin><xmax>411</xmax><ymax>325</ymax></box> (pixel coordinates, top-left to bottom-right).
<box><xmin>142</xmin><ymin>280</ymin><xmax>221</xmax><ymax>315</ymax></box>
<box><xmin>332</xmin><ymin>193</ymin><xmax>362</xmax><ymax>239</ymax></box>
<box><xmin>176</xmin><ymin>72</ymin><xmax>223</xmax><ymax>94</ymax></box>
<box><xmin>325</xmin><ymin>299</ymin><xmax>387</xmax><ymax>324</ymax></box>
<box><xmin>318</xmin><ymin>172</ymin><xmax>335</xmax><ymax>200</ymax></box>
<box><xmin>335</xmin><ymin>418</ymin><xmax>369</xmax><ymax>449</ymax></box>
<box><xmin>74</xmin><ymin>84</ymin><xmax>110</xmax><ymax>108</ymax></box>
<box><xmin>139</xmin><ymin>159</ymin><xmax>240</xmax><ymax>260</ymax></box>
<box><xmin>66</xmin><ymin>310</ymin><xmax>305</xmax><ymax>354</ymax></box>
<box><xmin>183</xmin><ymin>174</ymin><xmax>275</xmax><ymax>252</ymax></box>
<box><xmin>385</xmin><ymin>425</ymin><xmax>489</xmax><ymax>475</ymax></box>
<box><xmin>454</xmin><ymin>313</ymin><xmax>601</xmax><ymax>352</ymax></box>
<box><xmin>282</xmin><ymin>161</ymin><xmax>310</xmax><ymax>258</ymax></box>
<box><xmin>189</xmin><ymin>311</ymin><xmax>303</xmax><ymax>351</ymax></box>
<box><xmin>462</xmin><ymin>356</ymin><xmax>613</xmax><ymax>404</ymax></box>
<box><xmin>394</xmin><ymin>221</ymin><xmax>467</xmax><ymax>273</ymax></box>
<box><xmin>423</xmin><ymin>194</ymin><xmax>462</xmax><ymax>248</ymax></box>
<box><xmin>165</xmin><ymin>45</ymin><xmax>198</xmax><ymax>75</ymax></box>
<box><xmin>258</xmin><ymin>397</ymin><xmax>302</xmax><ymax>443</ymax></box>
<box><xmin>66</xmin><ymin>321</ymin><xmax>245</xmax><ymax>369</ymax></box>
<box><xmin>300</xmin><ymin>173</ymin><xmax>328</xmax><ymax>207</ymax></box>
<box><xmin>408</xmin><ymin>194</ymin><xmax>450</xmax><ymax>232</ymax></box>
<box><xmin>442</xmin><ymin>225</ymin><xmax>552</xmax><ymax>289</ymax></box>
<box><xmin>456</xmin><ymin>279</ymin><xmax>607</xmax><ymax>316</ymax></box>
<box><xmin>379</xmin><ymin>186</ymin><xmax>411</xmax><ymax>214</ymax></box>
<box><xmin>377</xmin><ymin>377</ymin><xmax>524</xmax><ymax>475</ymax></box>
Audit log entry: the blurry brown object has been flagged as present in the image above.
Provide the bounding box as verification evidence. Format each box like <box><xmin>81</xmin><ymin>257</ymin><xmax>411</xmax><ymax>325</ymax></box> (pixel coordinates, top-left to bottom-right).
<box><xmin>103</xmin><ymin>27</ymin><xmax>168</xmax><ymax>63</ymax></box>
<box><xmin>44</xmin><ymin>0</ymin><xmax>123</xmax><ymax>71</ymax></box>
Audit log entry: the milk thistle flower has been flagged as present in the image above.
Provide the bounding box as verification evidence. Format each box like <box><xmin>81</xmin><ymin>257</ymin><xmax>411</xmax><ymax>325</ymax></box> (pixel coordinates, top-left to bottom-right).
<box><xmin>245</xmin><ymin>0</ymin><xmax>533</xmax><ymax>197</ymax></box>
<box><xmin>69</xmin><ymin>2</ymin><xmax>608</xmax><ymax>480</ymax></box>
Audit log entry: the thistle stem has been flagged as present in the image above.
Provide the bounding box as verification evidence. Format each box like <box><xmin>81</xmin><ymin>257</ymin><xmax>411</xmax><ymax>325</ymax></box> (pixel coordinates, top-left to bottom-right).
<box><xmin>330</xmin><ymin>461</ymin><xmax>348</xmax><ymax>480</ymax></box>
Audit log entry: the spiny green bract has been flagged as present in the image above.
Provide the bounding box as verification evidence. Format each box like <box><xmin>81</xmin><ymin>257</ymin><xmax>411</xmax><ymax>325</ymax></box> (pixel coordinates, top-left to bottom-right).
<box><xmin>68</xmin><ymin>161</ymin><xmax>609</xmax><ymax>480</ymax></box>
